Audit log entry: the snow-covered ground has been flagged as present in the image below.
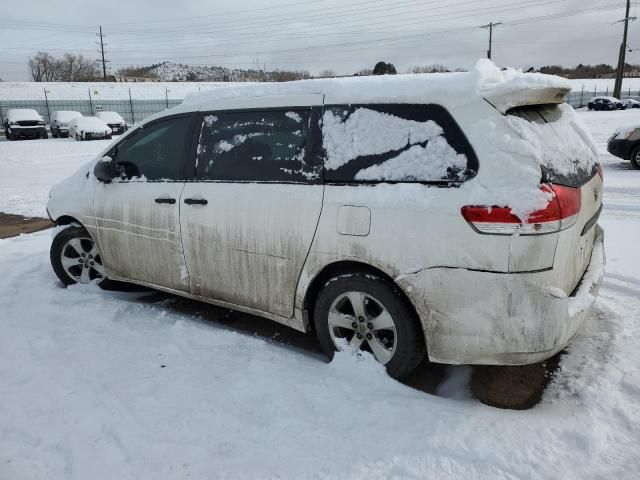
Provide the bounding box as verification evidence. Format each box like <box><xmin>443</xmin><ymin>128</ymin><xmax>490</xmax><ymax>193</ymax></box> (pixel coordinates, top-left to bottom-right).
<box><xmin>1</xmin><ymin>109</ymin><xmax>640</xmax><ymax>479</ymax></box>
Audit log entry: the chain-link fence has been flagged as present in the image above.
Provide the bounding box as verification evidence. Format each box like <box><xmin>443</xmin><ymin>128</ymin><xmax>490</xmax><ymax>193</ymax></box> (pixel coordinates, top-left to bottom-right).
<box><xmin>0</xmin><ymin>98</ymin><xmax>182</xmax><ymax>127</ymax></box>
<box><xmin>3</xmin><ymin>88</ymin><xmax>640</xmax><ymax>126</ymax></box>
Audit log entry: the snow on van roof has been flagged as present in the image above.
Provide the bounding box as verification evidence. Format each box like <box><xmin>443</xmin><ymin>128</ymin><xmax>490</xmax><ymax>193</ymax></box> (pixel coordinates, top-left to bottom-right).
<box><xmin>7</xmin><ymin>109</ymin><xmax>42</xmax><ymax>122</ymax></box>
<box><xmin>52</xmin><ymin>111</ymin><xmax>82</xmax><ymax>121</ymax></box>
<box><xmin>182</xmin><ymin>60</ymin><xmax>571</xmax><ymax>110</ymax></box>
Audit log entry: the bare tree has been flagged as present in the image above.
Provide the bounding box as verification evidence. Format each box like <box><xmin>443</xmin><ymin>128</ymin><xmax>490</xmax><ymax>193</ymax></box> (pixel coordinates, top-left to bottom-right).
<box><xmin>410</xmin><ymin>64</ymin><xmax>450</xmax><ymax>74</ymax></box>
<box><xmin>59</xmin><ymin>54</ymin><xmax>100</xmax><ymax>81</ymax></box>
<box><xmin>355</xmin><ymin>68</ymin><xmax>373</xmax><ymax>76</ymax></box>
<box><xmin>317</xmin><ymin>69</ymin><xmax>335</xmax><ymax>78</ymax></box>
<box><xmin>28</xmin><ymin>52</ymin><xmax>62</xmax><ymax>82</ymax></box>
<box><xmin>270</xmin><ymin>69</ymin><xmax>311</xmax><ymax>82</ymax></box>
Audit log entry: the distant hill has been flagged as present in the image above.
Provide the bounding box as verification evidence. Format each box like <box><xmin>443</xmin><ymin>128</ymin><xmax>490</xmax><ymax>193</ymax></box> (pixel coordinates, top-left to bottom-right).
<box><xmin>115</xmin><ymin>61</ymin><xmax>310</xmax><ymax>83</ymax></box>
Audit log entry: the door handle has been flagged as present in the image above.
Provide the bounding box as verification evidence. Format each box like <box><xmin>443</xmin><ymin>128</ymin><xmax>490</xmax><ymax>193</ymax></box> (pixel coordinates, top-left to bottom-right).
<box><xmin>154</xmin><ymin>197</ymin><xmax>176</xmax><ymax>204</ymax></box>
<box><xmin>184</xmin><ymin>198</ymin><xmax>208</xmax><ymax>206</ymax></box>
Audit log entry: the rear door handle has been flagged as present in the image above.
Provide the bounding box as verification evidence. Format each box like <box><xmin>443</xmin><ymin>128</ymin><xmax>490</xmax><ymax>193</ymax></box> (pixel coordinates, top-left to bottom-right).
<box><xmin>154</xmin><ymin>197</ymin><xmax>176</xmax><ymax>204</ymax></box>
<box><xmin>184</xmin><ymin>198</ymin><xmax>208</xmax><ymax>206</ymax></box>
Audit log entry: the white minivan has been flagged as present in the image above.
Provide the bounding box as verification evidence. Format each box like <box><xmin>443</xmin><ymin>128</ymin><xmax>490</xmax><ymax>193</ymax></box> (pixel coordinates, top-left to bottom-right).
<box><xmin>47</xmin><ymin>63</ymin><xmax>605</xmax><ymax>379</ymax></box>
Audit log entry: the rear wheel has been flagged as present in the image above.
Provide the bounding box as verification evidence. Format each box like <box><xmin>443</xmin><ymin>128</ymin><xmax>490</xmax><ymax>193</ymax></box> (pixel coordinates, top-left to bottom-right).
<box><xmin>631</xmin><ymin>146</ymin><xmax>640</xmax><ymax>169</ymax></box>
<box><xmin>314</xmin><ymin>272</ymin><xmax>426</xmax><ymax>379</ymax></box>
<box><xmin>50</xmin><ymin>225</ymin><xmax>109</xmax><ymax>287</ymax></box>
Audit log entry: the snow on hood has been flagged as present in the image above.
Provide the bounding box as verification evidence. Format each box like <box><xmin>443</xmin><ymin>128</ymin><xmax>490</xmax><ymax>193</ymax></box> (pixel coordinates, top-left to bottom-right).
<box><xmin>7</xmin><ymin>109</ymin><xmax>43</xmax><ymax>122</ymax></box>
<box><xmin>96</xmin><ymin>111</ymin><xmax>124</xmax><ymax>124</ymax></box>
<box><xmin>73</xmin><ymin>117</ymin><xmax>109</xmax><ymax>132</ymax></box>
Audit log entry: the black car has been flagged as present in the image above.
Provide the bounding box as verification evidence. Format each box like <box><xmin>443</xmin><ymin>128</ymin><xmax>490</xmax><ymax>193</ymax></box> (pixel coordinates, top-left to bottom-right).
<box><xmin>3</xmin><ymin>109</ymin><xmax>48</xmax><ymax>140</ymax></box>
<box><xmin>607</xmin><ymin>126</ymin><xmax>640</xmax><ymax>169</ymax></box>
<box><xmin>588</xmin><ymin>97</ymin><xmax>625</xmax><ymax>111</ymax></box>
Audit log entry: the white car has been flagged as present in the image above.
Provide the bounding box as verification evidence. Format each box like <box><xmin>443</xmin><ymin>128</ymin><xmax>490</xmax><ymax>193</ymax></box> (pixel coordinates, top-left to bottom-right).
<box><xmin>621</xmin><ymin>98</ymin><xmax>640</xmax><ymax>109</ymax></box>
<box><xmin>50</xmin><ymin>110</ymin><xmax>83</xmax><ymax>138</ymax></box>
<box><xmin>68</xmin><ymin>116</ymin><xmax>112</xmax><ymax>141</ymax></box>
<box><xmin>96</xmin><ymin>111</ymin><xmax>127</xmax><ymax>135</ymax></box>
<box><xmin>3</xmin><ymin>109</ymin><xmax>47</xmax><ymax>140</ymax></box>
<box><xmin>47</xmin><ymin>62</ymin><xmax>605</xmax><ymax>379</ymax></box>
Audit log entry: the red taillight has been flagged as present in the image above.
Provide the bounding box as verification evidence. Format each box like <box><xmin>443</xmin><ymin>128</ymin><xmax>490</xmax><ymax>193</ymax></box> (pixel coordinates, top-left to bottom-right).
<box><xmin>461</xmin><ymin>184</ymin><xmax>581</xmax><ymax>235</ymax></box>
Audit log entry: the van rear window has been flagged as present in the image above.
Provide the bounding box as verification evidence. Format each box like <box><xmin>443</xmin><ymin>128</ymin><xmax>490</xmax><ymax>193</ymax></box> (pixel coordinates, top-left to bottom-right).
<box><xmin>506</xmin><ymin>104</ymin><xmax>598</xmax><ymax>187</ymax></box>
<box><xmin>322</xmin><ymin>104</ymin><xmax>478</xmax><ymax>184</ymax></box>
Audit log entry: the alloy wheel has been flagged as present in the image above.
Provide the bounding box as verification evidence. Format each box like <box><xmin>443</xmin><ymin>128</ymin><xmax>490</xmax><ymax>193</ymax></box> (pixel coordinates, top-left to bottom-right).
<box><xmin>327</xmin><ymin>291</ymin><xmax>397</xmax><ymax>364</ymax></box>
<box><xmin>60</xmin><ymin>236</ymin><xmax>106</xmax><ymax>284</ymax></box>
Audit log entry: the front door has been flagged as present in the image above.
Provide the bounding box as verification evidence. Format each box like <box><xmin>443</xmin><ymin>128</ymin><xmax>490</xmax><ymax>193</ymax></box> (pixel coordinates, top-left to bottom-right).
<box><xmin>179</xmin><ymin>99</ymin><xmax>324</xmax><ymax>317</ymax></box>
<box><xmin>93</xmin><ymin>114</ymin><xmax>194</xmax><ymax>292</ymax></box>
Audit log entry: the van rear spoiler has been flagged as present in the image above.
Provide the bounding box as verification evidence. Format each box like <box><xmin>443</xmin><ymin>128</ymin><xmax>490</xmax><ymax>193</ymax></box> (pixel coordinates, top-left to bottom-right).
<box><xmin>483</xmin><ymin>86</ymin><xmax>571</xmax><ymax>114</ymax></box>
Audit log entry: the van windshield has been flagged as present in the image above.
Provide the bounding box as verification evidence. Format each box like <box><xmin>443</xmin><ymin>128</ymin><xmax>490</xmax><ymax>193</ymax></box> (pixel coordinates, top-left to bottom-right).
<box><xmin>506</xmin><ymin>104</ymin><xmax>598</xmax><ymax>187</ymax></box>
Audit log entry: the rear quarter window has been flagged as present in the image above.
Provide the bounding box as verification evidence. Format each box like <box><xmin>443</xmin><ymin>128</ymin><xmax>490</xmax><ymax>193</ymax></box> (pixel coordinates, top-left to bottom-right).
<box><xmin>321</xmin><ymin>104</ymin><xmax>478</xmax><ymax>185</ymax></box>
<box><xmin>506</xmin><ymin>104</ymin><xmax>598</xmax><ymax>187</ymax></box>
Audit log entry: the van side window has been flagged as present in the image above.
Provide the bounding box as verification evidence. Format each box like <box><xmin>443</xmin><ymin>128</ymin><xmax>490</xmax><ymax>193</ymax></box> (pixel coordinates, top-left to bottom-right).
<box><xmin>322</xmin><ymin>104</ymin><xmax>478</xmax><ymax>184</ymax></box>
<box><xmin>113</xmin><ymin>116</ymin><xmax>191</xmax><ymax>180</ymax></box>
<box><xmin>195</xmin><ymin>109</ymin><xmax>321</xmax><ymax>182</ymax></box>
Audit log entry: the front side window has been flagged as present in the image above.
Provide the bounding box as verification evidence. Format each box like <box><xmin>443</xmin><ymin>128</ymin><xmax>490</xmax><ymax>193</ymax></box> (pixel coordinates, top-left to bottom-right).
<box><xmin>113</xmin><ymin>115</ymin><xmax>191</xmax><ymax>181</ymax></box>
<box><xmin>322</xmin><ymin>104</ymin><xmax>477</xmax><ymax>184</ymax></box>
<box><xmin>195</xmin><ymin>108</ymin><xmax>320</xmax><ymax>182</ymax></box>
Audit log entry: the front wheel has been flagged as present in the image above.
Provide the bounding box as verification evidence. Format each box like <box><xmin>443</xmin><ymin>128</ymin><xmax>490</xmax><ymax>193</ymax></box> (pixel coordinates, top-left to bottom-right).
<box><xmin>50</xmin><ymin>225</ymin><xmax>108</xmax><ymax>286</ymax></box>
<box><xmin>630</xmin><ymin>146</ymin><xmax>640</xmax><ymax>169</ymax></box>
<box><xmin>314</xmin><ymin>273</ymin><xmax>426</xmax><ymax>379</ymax></box>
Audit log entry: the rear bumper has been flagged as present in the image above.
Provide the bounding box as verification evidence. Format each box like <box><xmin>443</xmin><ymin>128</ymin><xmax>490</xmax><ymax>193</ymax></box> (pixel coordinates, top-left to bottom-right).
<box><xmin>84</xmin><ymin>132</ymin><xmax>111</xmax><ymax>140</ymax></box>
<box><xmin>107</xmin><ymin>124</ymin><xmax>126</xmax><ymax>134</ymax></box>
<box><xmin>397</xmin><ymin>226</ymin><xmax>605</xmax><ymax>365</ymax></box>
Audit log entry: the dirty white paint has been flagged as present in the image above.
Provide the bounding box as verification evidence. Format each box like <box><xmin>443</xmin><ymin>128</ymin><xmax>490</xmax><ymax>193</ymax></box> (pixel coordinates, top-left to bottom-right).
<box><xmin>46</xmin><ymin>69</ymin><xmax>604</xmax><ymax>367</ymax></box>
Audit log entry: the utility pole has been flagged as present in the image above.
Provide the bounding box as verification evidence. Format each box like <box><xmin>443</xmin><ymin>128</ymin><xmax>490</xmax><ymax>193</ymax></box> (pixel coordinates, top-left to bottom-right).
<box><xmin>96</xmin><ymin>26</ymin><xmax>109</xmax><ymax>81</ymax></box>
<box><xmin>480</xmin><ymin>22</ymin><xmax>502</xmax><ymax>61</ymax></box>
<box><xmin>613</xmin><ymin>0</ymin><xmax>633</xmax><ymax>98</ymax></box>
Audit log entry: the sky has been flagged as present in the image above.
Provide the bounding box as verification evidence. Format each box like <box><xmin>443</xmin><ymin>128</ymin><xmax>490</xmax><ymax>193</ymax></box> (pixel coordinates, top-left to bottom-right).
<box><xmin>0</xmin><ymin>0</ymin><xmax>637</xmax><ymax>81</ymax></box>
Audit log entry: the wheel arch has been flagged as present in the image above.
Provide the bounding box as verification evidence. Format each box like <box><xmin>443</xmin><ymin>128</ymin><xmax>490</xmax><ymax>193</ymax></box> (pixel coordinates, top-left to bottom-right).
<box><xmin>302</xmin><ymin>259</ymin><xmax>422</xmax><ymax>335</ymax></box>
<box><xmin>53</xmin><ymin>215</ymin><xmax>84</xmax><ymax>227</ymax></box>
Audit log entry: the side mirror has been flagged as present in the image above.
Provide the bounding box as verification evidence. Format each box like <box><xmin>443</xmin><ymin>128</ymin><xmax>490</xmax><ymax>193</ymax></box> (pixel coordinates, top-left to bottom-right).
<box><xmin>94</xmin><ymin>158</ymin><xmax>117</xmax><ymax>183</ymax></box>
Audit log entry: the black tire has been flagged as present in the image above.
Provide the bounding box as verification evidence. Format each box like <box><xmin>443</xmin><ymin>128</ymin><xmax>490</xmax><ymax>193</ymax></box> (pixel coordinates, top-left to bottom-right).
<box><xmin>50</xmin><ymin>225</ymin><xmax>113</xmax><ymax>288</ymax></box>
<box><xmin>52</xmin><ymin>128</ymin><xmax>58</xmax><ymax>138</ymax></box>
<box><xmin>6</xmin><ymin>130</ymin><xmax>14</xmax><ymax>140</ymax></box>
<box><xmin>314</xmin><ymin>272</ymin><xmax>426</xmax><ymax>379</ymax></box>
<box><xmin>630</xmin><ymin>146</ymin><xmax>640</xmax><ymax>169</ymax></box>
<box><xmin>41</xmin><ymin>131</ymin><xmax>48</xmax><ymax>139</ymax></box>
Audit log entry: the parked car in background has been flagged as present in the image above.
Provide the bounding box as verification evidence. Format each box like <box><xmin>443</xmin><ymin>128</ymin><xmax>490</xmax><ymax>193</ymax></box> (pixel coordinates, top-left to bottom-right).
<box><xmin>47</xmin><ymin>70</ymin><xmax>604</xmax><ymax>380</ymax></box>
<box><xmin>50</xmin><ymin>111</ymin><xmax>83</xmax><ymax>138</ymax></box>
<box><xmin>96</xmin><ymin>111</ymin><xmax>127</xmax><ymax>135</ymax></box>
<box><xmin>608</xmin><ymin>125</ymin><xmax>640</xmax><ymax>169</ymax></box>
<box><xmin>3</xmin><ymin>109</ymin><xmax>47</xmax><ymax>140</ymax></box>
<box><xmin>621</xmin><ymin>98</ymin><xmax>640</xmax><ymax>109</ymax></box>
<box><xmin>68</xmin><ymin>116</ymin><xmax>112</xmax><ymax>141</ymax></box>
<box><xmin>588</xmin><ymin>96</ymin><xmax>625</xmax><ymax>111</ymax></box>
